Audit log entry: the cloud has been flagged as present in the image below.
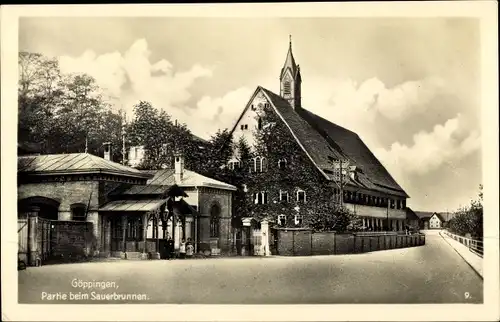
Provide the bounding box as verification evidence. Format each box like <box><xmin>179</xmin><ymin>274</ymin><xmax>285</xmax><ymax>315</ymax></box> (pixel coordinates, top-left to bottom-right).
<box><xmin>195</xmin><ymin>87</ymin><xmax>254</xmax><ymax>137</ymax></box>
<box><xmin>373</xmin><ymin>114</ymin><xmax>481</xmax><ymax>181</ymax></box>
<box><xmin>58</xmin><ymin>38</ymin><xmax>213</xmax><ymax>124</ymax></box>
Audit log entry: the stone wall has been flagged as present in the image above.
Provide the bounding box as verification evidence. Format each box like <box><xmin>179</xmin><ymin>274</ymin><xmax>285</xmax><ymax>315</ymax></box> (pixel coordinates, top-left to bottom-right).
<box><xmin>273</xmin><ymin>230</ymin><xmax>425</xmax><ymax>256</ymax></box>
<box><xmin>18</xmin><ymin>180</ymin><xmax>102</xmax><ymax>252</ymax></box>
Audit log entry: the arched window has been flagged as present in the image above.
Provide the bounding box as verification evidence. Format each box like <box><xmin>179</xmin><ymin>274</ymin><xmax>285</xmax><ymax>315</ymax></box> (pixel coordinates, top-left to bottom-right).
<box><xmin>71</xmin><ymin>203</ymin><xmax>86</xmax><ymax>221</ymax></box>
<box><xmin>283</xmin><ymin>81</ymin><xmax>291</xmax><ymax>95</ymax></box>
<box><xmin>254</xmin><ymin>157</ymin><xmax>262</xmax><ymax>172</ymax></box>
<box><xmin>278</xmin><ymin>158</ymin><xmax>287</xmax><ymax>169</ymax></box>
<box><xmin>210</xmin><ymin>203</ymin><xmax>220</xmax><ymax>238</ymax></box>
<box><xmin>261</xmin><ymin>157</ymin><xmax>268</xmax><ymax>172</ymax></box>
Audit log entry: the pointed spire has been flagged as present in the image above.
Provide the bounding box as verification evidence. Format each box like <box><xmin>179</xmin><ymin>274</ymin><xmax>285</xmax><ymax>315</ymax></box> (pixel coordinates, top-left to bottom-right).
<box><xmin>281</xmin><ymin>35</ymin><xmax>297</xmax><ymax>80</ymax></box>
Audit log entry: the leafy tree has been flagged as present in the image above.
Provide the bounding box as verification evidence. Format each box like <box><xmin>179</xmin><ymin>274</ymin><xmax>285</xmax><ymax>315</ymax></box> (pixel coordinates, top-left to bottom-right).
<box><xmin>127</xmin><ymin>101</ymin><xmax>211</xmax><ymax>170</ymax></box>
<box><xmin>18</xmin><ymin>52</ymin><xmax>64</xmax><ymax>146</ymax></box>
<box><xmin>18</xmin><ymin>52</ymin><xmax>124</xmax><ymax>162</ymax></box>
<box><xmin>448</xmin><ymin>184</ymin><xmax>483</xmax><ymax>239</ymax></box>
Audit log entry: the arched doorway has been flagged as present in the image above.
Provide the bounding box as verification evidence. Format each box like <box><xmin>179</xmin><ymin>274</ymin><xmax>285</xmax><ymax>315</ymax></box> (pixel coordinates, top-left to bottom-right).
<box><xmin>18</xmin><ymin>196</ymin><xmax>60</xmax><ymax>220</ymax></box>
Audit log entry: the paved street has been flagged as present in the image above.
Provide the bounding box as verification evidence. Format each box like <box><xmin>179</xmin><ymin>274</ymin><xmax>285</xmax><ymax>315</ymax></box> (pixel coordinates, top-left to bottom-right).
<box><xmin>18</xmin><ymin>230</ymin><xmax>482</xmax><ymax>304</ymax></box>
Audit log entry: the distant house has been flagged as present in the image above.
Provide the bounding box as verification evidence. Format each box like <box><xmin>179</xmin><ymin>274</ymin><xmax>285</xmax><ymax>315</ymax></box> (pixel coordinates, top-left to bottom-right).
<box><xmin>127</xmin><ymin>134</ymin><xmax>209</xmax><ymax>169</ymax></box>
<box><xmin>415</xmin><ymin>211</ymin><xmax>446</xmax><ymax>229</ymax></box>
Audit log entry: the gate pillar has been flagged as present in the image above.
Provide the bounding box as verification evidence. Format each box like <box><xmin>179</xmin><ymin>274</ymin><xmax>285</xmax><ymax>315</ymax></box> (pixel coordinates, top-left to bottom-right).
<box><xmin>261</xmin><ymin>220</ymin><xmax>271</xmax><ymax>256</ymax></box>
<box><xmin>27</xmin><ymin>207</ymin><xmax>40</xmax><ymax>266</ymax></box>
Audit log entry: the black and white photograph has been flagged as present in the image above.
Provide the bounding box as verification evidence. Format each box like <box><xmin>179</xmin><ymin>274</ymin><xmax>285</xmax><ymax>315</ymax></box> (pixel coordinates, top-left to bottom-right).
<box><xmin>1</xmin><ymin>2</ymin><xmax>499</xmax><ymax>321</ymax></box>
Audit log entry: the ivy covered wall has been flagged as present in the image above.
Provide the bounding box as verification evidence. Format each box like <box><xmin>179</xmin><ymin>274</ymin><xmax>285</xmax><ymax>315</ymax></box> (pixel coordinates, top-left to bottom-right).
<box><xmin>230</xmin><ymin>95</ymin><xmax>360</xmax><ymax>232</ymax></box>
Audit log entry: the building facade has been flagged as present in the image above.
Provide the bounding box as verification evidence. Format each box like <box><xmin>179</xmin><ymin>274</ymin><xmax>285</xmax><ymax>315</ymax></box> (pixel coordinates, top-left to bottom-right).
<box><xmin>18</xmin><ymin>149</ymin><xmax>236</xmax><ymax>264</ymax></box>
<box><xmin>141</xmin><ymin>155</ymin><xmax>237</xmax><ymax>255</ymax></box>
<box><xmin>228</xmin><ymin>40</ymin><xmax>409</xmax><ymax>238</ymax></box>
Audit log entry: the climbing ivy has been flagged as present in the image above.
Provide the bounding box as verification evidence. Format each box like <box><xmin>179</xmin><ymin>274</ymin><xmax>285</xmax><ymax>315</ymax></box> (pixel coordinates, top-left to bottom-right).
<box><xmin>236</xmin><ymin>103</ymin><xmax>361</xmax><ymax>232</ymax></box>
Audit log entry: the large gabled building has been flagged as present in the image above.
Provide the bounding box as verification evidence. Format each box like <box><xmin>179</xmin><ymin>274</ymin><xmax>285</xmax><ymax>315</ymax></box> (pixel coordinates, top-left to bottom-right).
<box><xmin>228</xmin><ymin>39</ymin><xmax>409</xmax><ymax>233</ymax></box>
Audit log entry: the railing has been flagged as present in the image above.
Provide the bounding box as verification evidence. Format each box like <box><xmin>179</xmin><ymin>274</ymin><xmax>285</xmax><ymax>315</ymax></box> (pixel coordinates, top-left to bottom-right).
<box><xmin>444</xmin><ymin>230</ymin><xmax>483</xmax><ymax>257</ymax></box>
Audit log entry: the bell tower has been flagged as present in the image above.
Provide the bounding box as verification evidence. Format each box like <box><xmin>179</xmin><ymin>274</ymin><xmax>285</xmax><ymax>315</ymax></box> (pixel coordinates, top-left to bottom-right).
<box><xmin>280</xmin><ymin>35</ymin><xmax>302</xmax><ymax>110</ymax></box>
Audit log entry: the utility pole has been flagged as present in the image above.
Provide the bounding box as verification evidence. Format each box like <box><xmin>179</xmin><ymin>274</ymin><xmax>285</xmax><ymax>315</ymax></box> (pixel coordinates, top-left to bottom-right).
<box><xmin>339</xmin><ymin>161</ymin><xmax>344</xmax><ymax>208</ymax></box>
<box><xmin>121</xmin><ymin>109</ymin><xmax>127</xmax><ymax>165</ymax></box>
<box><xmin>332</xmin><ymin>158</ymin><xmax>349</xmax><ymax>208</ymax></box>
<box><xmin>386</xmin><ymin>198</ymin><xmax>389</xmax><ymax>232</ymax></box>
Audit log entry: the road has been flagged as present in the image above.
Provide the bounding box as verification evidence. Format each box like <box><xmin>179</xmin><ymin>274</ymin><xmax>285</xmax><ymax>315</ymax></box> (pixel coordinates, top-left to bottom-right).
<box><xmin>18</xmin><ymin>230</ymin><xmax>483</xmax><ymax>304</ymax></box>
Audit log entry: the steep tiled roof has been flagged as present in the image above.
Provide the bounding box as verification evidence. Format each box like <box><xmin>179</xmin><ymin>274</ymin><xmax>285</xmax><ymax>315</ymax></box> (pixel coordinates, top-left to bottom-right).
<box><xmin>18</xmin><ymin>153</ymin><xmax>150</xmax><ymax>179</ymax></box>
<box><xmin>414</xmin><ymin>211</ymin><xmax>435</xmax><ymax>219</ymax></box>
<box><xmin>261</xmin><ymin>88</ymin><xmax>345</xmax><ymax>170</ymax></box>
<box><xmin>405</xmin><ymin>207</ymin><xmax>420</xmax><ymax>221</ymax></box>
<box><xmin>145</xmin><ymin>169</ymin><xmax>237</xmax><ymax>191</ymax></box>
<box><xmin>297</xmin><ymin>108</ymin><xmax>407</xmax><ymax>196</ymax></box>
<box><xmin>259</xmin><ymin>87</ymin><xmax>408</xmax><ymax>198</ymax></box>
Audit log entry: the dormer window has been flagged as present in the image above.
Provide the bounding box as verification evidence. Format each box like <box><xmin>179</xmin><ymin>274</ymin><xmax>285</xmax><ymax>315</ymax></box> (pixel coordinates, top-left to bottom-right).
<box><xmin>278</xmin><ymin>158</ymin><xmax>287</xmax><ymax>169</ymax></box>
<box><xmin>297</xmin><ymin>189</ymin><xmax>306</xmax><ymax>203</ymax></box>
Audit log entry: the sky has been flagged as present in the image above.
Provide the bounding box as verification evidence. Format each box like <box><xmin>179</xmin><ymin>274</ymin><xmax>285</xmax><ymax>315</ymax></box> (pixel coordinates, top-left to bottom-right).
<box><xmin>19</xmin><ymin>17</ymin><xmax>482</xmax><ymax>213</ymax></box>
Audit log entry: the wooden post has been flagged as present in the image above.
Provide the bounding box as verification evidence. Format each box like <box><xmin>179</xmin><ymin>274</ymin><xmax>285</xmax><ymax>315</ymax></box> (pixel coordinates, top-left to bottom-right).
<box><xmin>142</xmin><ymin>213</ymin><xmax>148</xmax><ymax>254</ymax></box>
<box><xmin>155</xmin><ymin>214</ymin><xmax>159</xmax><ymax>254</ymax></box>
<box><xmin>171</xmin><ymin>210</ymin><xmax>176</xmax><ymax>253</ymax></box>
<box><xmin>121</xmin><ymin>215</ymin><xmax>127</xmax><ymax>254</ymax></box>
<box><xmin>27</xmin><ymin>207</ymin><xmax>40</xmax><ymax>266</ymax></box>
<box><xmin>194</xmin><ymin>216</ymin><xmax>198</xmax><ymax>253</ymax></box>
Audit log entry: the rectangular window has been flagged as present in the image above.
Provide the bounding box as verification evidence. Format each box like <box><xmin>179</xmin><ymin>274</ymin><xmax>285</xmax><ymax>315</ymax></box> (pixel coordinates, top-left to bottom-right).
<box><xmin>280</xmin><ymin>190</ymin><xmax>289</xmax><ymax>202</ymax></box>
<box><xmin>297</xmin><ymin>190</ymin><xmax>306</xmax><ymax>203</ymax></box>
<box><xmin>228</xmin><ymin>161</ymin><xmax>240</xmax><ymax>170</ymax></box>
<box><xmin>294</xmin><ymin>215</ymin><xmax>303</xmax><ymax>226</ymax></box>
<box><xmin>278</xmin><ymin>215</ymin><xmax>286</xmax><ymax>226</ymax></box>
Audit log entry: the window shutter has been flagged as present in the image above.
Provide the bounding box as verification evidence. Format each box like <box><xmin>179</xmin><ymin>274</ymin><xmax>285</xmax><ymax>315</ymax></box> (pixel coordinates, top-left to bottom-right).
<box><xmin>262</xmin><ymin>157</ymin><xmax>268</xmax><ymax>172</ymax></box>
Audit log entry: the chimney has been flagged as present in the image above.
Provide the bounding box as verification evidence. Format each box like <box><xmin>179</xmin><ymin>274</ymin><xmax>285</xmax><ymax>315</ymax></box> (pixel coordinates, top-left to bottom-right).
<box><xmin>103</xmin><ymin>142</ymin><xmax>111</xmax><ymax>161</ymax></box>
<box><xmin>174</xmin><ymin>152</ymin><xmax>184</xmax><ymax>183</ymax></box>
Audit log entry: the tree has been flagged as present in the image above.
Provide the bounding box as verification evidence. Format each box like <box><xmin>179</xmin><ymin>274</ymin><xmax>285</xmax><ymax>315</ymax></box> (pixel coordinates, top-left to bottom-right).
<box><xmin>126</xmin><ymin>101</ymin><xmax>212</xmax><ymax>170</ymax></box>
<box><xmin>18</xmin><ymin>52</ymin><xmax>125</xmax><ymax>160</ymax></box>
<box><xmin>18</xmin><ymin>52</ymin><xmax>64</xmax><ymax>147</ymax></box>
<box><xmin>448</xmin><ymin>184</ymin><xmax>483</xmax><ymax>239</ymax></box>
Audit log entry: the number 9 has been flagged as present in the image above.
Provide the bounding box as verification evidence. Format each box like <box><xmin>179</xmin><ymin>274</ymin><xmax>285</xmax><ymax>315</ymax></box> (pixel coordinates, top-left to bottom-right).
<box><xmin>465</xmin><ymin>292</ymin><xmax>470</xmax><ymax>299</ymax></box>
